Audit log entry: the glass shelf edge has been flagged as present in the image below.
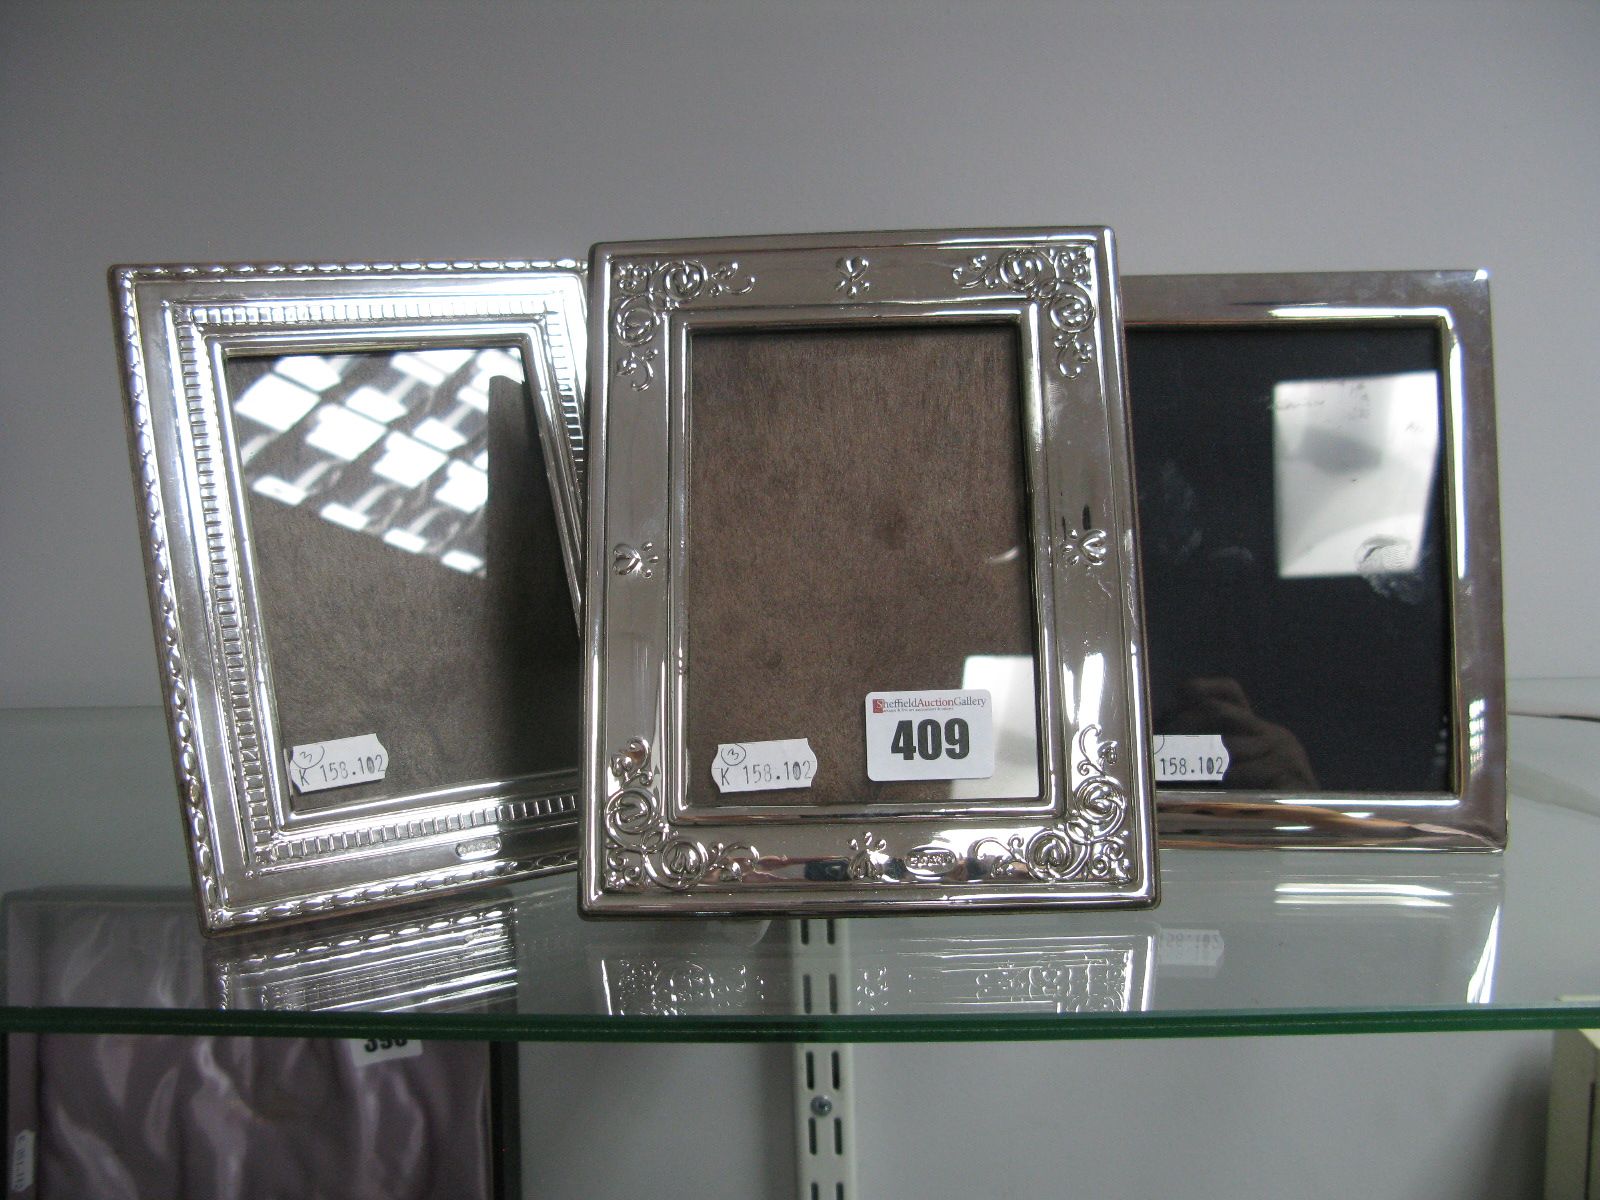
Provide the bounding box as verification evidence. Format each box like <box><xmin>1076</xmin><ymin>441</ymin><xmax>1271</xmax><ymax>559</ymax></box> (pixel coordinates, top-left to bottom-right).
<box><xmin>6</xmin><ymin>1004</ymin><xmax>1600</xmax><ymax>1044</ymax></box>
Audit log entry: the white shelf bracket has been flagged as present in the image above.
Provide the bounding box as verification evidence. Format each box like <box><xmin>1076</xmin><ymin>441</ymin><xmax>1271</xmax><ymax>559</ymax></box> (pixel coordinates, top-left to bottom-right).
<box><xmin>791</xmin><ymin>918</ymin><xmax>859</xmax><ymax>1200</ymax></box>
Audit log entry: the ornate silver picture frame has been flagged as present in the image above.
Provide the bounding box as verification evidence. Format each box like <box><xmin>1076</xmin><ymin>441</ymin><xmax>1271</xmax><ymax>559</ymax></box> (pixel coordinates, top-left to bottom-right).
<box><xmin>112</xmin><ymin>261</ymin><xmax>589</xmax><ymax>932</ymax></box>
<box><xmin>1122</xmin><ymin>271</ymin><xmax>1505</xmax><ymax>849</ymax></box>
<box><xmin>583</xmin><ymin>230</ymin><xmax>1158</xmax><ymax>914</ymax></box>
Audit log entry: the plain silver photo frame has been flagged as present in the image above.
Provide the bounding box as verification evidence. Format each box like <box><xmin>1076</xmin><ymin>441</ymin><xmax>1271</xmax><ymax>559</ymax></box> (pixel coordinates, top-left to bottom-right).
<box><xmin>1123</xmin><ymin>271</ymin><xmax>1506</xmax><ymax>850</ymax></box>
<box><xmin>112</xmin><ymin>261</ymin><xmax>590</xmax><ymax>932</ymax></box>
<box><xmin>583</xmin><ymin>230</ymin><xmax>1158</xmax><ymax>914</ymax></box>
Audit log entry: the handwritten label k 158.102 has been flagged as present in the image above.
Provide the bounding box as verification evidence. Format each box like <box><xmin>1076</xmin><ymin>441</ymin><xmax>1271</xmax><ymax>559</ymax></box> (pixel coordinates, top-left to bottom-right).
<box><xmin>287</xmin><ymin>734</ymin><xmax>388</xmax><ymax>794</ymax></box>
<box><xmin>1151</xmin><ymin>734</ymin><xmax>1229</xmax><ymax>783</ymax></box>
<box><xmin>11</xmin><ymin>1130</ymin><xmax>35</xmax><ymax>1193</ymax></box>
<box><xmin>713</xmin><ymin>739</ymin><xmax>818</xmax><ymax>794</ymax></box>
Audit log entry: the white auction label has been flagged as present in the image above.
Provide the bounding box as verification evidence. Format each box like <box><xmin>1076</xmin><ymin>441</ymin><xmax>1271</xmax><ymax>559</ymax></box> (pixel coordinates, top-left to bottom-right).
<box><xmin>345</xmin><ymin>1036</ymin><xmax>422</xmax><ymax>1067</ymax></box>
<box><xmin>713</xmin><ymin>739</ymin><xmax>817</xmax><ymax>794</ymax></box>
<box><xmin>1157</xmin><ymin>928</ymin><xmax>1226</xmax><ymax>970</ymax></box>
<box><xmin>11</xmin><ymin>1130</ymin><xmax>35</xmax><ymax>1193</ymax></box>
<box><xmin>287</xmin><ymin>733</ymin><xmax>388</xmax><ymax>794</ymax></box>
<box><xmin>1151</xmin><ymin>734</ymin><xmax>1230</xmax><ymax>783</ymax></box>
<box><xmin>865</xmin><ymin>690</ymin><xmax>995</xmax><ymax>782</ymax></box>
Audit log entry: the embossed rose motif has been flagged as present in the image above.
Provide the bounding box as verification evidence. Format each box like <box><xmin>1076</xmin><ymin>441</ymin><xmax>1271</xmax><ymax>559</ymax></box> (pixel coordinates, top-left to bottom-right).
<box><xmin>953</xmin><ymin>246</ymin><xmax>1099</xmax><ymax>379</ymax></box>
<box><xmin>611</xmin><ymin>541</ymin><xmax>660</xmax><ymax>579</ymax></box>
<box><xmin>614</xmin><ymin>262</ymin><xmax>650</xmax><ymax>295</ymax></box>
<box><xmin>655</xmin><ymin>260</ymin><xmax>708</xmax><ymax>307</ymax></box>
<box><xmin>1067</xmin><ymin>775</ymin><xmax>1127</xmax><ymax>842</ymax></box>
<box><xmin>1059</xmin><ymin>526</ymin><xmax>1109</xmax><ymax>568</ymax></box>
<box><xmin>657</xmin><ymin>837</ymin><xmax>707</xmax><ymax>883</ymax></box>
<box><xmin>1047</xmin><ymin>286</ymin><xmax>1094</xmax><ymax>332</ymax></box>
<box><xmin>612</xmin><ymin>544</ymin><xmax>644</xmax><ymax>576</ymax></box>
<box><xmin>708</xmin><ymin>841</ymin><xmax>756</xmax><ymax>882</ymax></box>
<box><xmin>971</xmin><ymin>833</ymin><xmax>1027</xmax><ymax>880</ymax></box>
<box><xmin>1056</xmin><ymin>334</ymin><xmax>1094</xmax><ymax>377</ymax></box>
<box><xmin>605</xmin><ymin>787</ymin><xmax>658</xmax><ymax>838</ymax></box>
<box><xmin>1025</xmin><ymin>828</ymin><xmax>1087</xmax><ymax>882</ymax></box>
<box><xmin>616</xmin><ymin>348</ymin><xmax>657</xmax><ymax>390</ymax></box>
<box><xmin>836</xmin><ymin>255</ymin><xmax>870</xmax><ymax>296</ymax></box>
<box><xmin>614</xmin><ymin>295</ymin><xmax>657</xmax><ymax>345</ymax></box>
<box><xmin>605</xmin><ymin>847</ymin><xmax>644</xmax><ymax>889</ymax></box>
<box><xmin>999</xmin><ymin>250</ymin><xmax>1055</xmax><ymax>296</ymax></box>
<box><xmin>1060</xmin><ymin>245</ymin><xmax>1092</xmax><ymax>282</ymax></box>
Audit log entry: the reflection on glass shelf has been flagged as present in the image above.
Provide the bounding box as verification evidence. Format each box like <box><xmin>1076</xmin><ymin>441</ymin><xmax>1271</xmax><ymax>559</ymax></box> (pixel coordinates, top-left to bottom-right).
<box><xmin>4</xmin><ymin>713</ymin><xmax>1600</xmax><ymax>1039</ymax></box>
<box><xmin>1</xmin><ymin>853</ymin><xmax>1502</xmax><ymax>1019</ymax></box>
<box><xmin>4</xmin><ymin>889</ymin><xmax>208</xmax><ymax>1010</ymax></box>
<box><xmin>212</xmin><ymin>894</ymin><xmax>525</xmax><ymax>1014</ymax></box>
<box><xmin>595</xmin><ymin>928</ymin><xmax>1155</xmax><ymax>1017</ymax></box>
<box><xmin>599</xmin><ymin>948</ymin><xmax>782</xmax><ymax>1018</ymax></box>
<box><xmin>849</xmin><ymin>932</ymin><xmax>1153</xmax><ymax>1015</ymax></box>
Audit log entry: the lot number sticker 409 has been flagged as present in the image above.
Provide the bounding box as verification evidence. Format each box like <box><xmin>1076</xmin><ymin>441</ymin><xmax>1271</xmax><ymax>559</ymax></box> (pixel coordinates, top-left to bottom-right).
<box><xmin>864</xmin><ymin>690</ymin><xmax>995</xmax><ymax>782</ymax></box>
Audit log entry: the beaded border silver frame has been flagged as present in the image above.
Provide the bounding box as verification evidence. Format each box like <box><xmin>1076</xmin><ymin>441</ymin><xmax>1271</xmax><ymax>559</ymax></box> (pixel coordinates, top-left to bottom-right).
<box><xmin>112</xmin><ymin>261</ymin><xmax>588</xmax><ymax>932</ymax></box>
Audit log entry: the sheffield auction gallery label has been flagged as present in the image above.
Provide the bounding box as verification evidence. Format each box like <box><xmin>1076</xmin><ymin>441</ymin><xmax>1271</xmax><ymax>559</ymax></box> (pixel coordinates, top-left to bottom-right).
<box><xmin>864</xmin><ymin>689</ymin><xmax>995</xmax><ymax>782</ymax></box>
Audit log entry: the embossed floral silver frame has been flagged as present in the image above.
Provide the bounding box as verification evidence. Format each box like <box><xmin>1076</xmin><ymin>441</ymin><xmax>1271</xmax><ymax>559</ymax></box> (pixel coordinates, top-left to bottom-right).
<box><xmin>583</xmin><ymin>230</ymin><xmax>1158</xmax><ymax>914</ymax></box>
<box><xmin>1123</xmin><ymin>271</ymin><xmax>1506</xmax><ymax>849</ymax></box>
<box><xmin>112</xmin><ymin>261</ymin><xmax>589</xmax><ymax>932</ymax></box>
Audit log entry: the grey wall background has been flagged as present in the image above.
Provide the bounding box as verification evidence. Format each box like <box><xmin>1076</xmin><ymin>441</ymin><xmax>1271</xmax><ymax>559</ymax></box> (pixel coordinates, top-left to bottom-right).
<box><xmin>519</xmin><ymin>1033</ymin><xmax>1549</xmax><ymax>1199</ymax></box>
<box><xmin>4</xmin><ymin>1</ymin><xmax>1596</xmax><ymax>1196</ymax></box>
<box><xmin>2</xmin><ymin>0</ymin><xmax>1598</xmax><ymax>705</ymax></box>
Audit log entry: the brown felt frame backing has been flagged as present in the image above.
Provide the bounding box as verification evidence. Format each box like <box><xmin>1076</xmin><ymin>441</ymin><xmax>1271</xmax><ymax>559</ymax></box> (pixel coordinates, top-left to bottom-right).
<box><xmin>232</xmin><ymin>359</ymin><xmax>582</xmax><ymax>815</ymax></box>
<box><xmin>682</xmin><ymin>325</ymin><xmax>1043</xmax><ymax>810</ymax></box>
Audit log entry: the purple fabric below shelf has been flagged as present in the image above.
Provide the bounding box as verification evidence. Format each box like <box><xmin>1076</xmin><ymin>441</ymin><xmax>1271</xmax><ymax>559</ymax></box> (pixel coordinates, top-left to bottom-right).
<box><xmin>5</xmin><ymin>894</ymin><xmax>493</xmax><ymax>1200</ymax></box>
<box><xmin>23</xmin><ymin>1033</ymin><xmax>490</xmax><ymax>1200</ymax></box>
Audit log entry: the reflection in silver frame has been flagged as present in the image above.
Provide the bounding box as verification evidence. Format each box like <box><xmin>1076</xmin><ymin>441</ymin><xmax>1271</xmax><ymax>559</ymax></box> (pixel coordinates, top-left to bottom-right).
<box><xmin>112</xmin><ymin>261</ymin><xmax>589</xmax><ymax>931</ymax></box>
<box><xmin>1123</xmin><ymin>271</ymin><xmax>1506</xmax><ymax>850</ymax></box>
<box><xmin>583</xmin><ymin>230</ymin><xmax>1157</xmax><ymax>914</ymax></box>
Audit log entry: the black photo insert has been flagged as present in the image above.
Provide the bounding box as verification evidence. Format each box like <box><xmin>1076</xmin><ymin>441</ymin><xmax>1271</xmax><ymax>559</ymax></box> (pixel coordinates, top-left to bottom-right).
<box><xmin>1128</xmin><ymin>325</ymin><xmax>1453</xmax><ymax>793</ymax></box>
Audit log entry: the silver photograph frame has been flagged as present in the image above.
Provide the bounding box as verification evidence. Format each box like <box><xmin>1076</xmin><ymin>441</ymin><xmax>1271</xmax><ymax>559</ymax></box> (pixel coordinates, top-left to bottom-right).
<box><xmin>583</xmin><ymin>230</ymin><xmax>1158</xmax><ymax>914</ymax></box>
<box><xmin>1123</xmin><ymin>271</ymin><xmax>1506</xmax><ymax>850</ymax></box>
<box><xmin>112</xmin><ymin>261</ymin><xmax>589</xmax><ymax>932</ymax></box>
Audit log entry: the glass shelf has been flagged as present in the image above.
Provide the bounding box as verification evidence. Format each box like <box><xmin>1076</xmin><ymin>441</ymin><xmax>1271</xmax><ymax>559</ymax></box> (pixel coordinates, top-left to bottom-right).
<box><xmin>4</xmin><ymin>708</ymin><xmax>1600</xmax><ymax>1042</ymax></box>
